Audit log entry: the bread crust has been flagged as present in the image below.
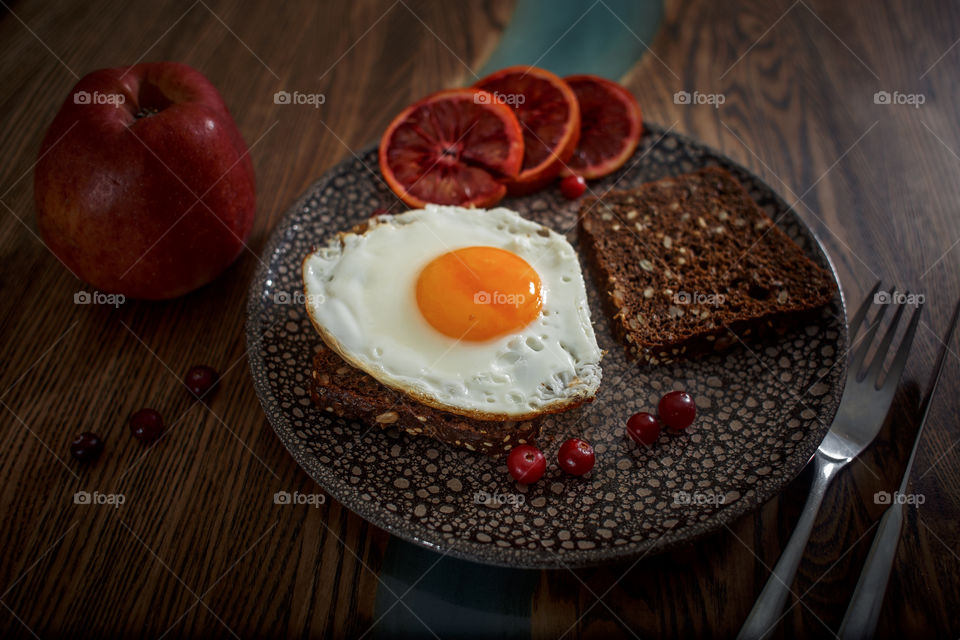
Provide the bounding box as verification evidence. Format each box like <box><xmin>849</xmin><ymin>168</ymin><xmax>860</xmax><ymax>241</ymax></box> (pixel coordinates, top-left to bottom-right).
<box><xmin>309</xmin><ymin>344</ymin><xmax>543</xmax><ymax>456</ymax></box>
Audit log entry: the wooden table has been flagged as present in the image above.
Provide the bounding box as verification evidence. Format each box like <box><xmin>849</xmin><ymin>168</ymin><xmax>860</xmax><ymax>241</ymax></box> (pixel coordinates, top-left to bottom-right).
<box><xmin>2</xmin><ymin>0</ymin><xmax>959</xmax><ymax>637</ymax></box>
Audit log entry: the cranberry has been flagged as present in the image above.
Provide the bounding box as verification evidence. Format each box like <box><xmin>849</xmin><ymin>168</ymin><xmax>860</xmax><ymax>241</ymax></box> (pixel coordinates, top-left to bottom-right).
<box><xmin>371</xmin><ymin>207</ymin><xmax>388</xmax><ymax>217</ymax></box>
<box><xmin>129</xmin><ymin>408</ymin><xmax>164</xmax><ymax>442</ymax></box>
<box><xmin>658</xmin><ymin>390</ymin><xmax>696</xmax><ymax>430</ymax></box>
<box><xmin>627</xmin><ymin>412</ymin><xmax>661</xmax><ymax>446</ymax></box>
<box><xmin>559</xmin><ymin>174</ymin><xmax>587</xmax><ymax>199</ymax></box>
<box><xmin>70</xmin><ymin>432</ymin><xmax>104</xmax><ymax>463</ymax></box>
<box><xmin>185</xmin><ymin>365</ymin><xmax>219</xmax><ymax>398</ymax></box>
<box><xmin>506</xmin><ymin>445</ymin><xmax>546</xmax><ymax>484</ymax></box>
<box><xmin>558</xmin><ymin>438</ymin><xmax>595</xmax><ymax>476</ymax></box>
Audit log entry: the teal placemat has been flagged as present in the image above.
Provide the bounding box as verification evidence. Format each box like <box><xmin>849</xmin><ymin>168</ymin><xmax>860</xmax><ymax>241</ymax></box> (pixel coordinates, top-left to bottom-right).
<box><xmin>374</xmin><ymin>538</ymin><xmax>540</xmax><ymax>639</ymax></box>
<box><xmin>479</xmin><ymin>0</ymin><xmax>663</xmax><ymax>80</ymax></box>
<box><xmin>373</xmin><ymin>1</ymin><xmax>663</xmax><ymax>635</ymax></box>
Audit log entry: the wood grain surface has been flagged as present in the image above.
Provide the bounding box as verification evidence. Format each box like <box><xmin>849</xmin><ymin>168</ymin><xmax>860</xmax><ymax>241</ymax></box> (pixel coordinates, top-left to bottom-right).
<box><xmin>1</xmin><ymin>0</ymin><xmax>958</xmax><ymax>638</ymax></box>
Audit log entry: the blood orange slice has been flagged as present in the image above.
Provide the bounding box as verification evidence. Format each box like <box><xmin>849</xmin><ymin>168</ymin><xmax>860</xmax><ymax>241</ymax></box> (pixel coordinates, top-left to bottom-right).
<box><xmin>563</xmin><ymin>75</ymin><xmax>643</xmax><ymax>180</ymax></box>
<box><xmin>379</xmin><ymin>88</ymin><xmax>524</xmax><ymax>209</ymax></box>
<box><xmin>475</xmin><ymin>66</ymin><xmax>580</xmax><ymax>195</ymax></box>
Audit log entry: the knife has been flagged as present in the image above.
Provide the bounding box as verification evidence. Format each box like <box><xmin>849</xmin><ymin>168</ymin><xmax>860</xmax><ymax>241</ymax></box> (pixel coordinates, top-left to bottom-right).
<box><xmin>838</xmin><ymin>297</ymin><xmax>960</xmax><ymax>639</ymax></box>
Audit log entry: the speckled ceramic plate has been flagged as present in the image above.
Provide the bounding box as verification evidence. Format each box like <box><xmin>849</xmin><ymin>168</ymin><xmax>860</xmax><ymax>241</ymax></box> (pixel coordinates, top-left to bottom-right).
<box><xmin>246</xmin><ymin>124</ymin><xmax>846</xmax><ymax>569</ymax></box>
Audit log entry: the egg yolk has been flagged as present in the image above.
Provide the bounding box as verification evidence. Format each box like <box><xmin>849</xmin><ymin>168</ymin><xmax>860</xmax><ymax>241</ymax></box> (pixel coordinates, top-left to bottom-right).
<box><xmin>416</xmin><ymin>246</ymin><xmax>543</xmax><ymax>341</ymax></box>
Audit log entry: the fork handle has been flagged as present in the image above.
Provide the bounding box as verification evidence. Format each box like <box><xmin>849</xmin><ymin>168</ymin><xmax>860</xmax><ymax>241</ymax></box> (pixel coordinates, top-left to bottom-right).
<box><xmin>837</xmin><ymin>501</ymin><xmax>904</xmax><ymax>639</ymax></box>
<box><xmin>737</xmin><ymin>455</ymin><xmax>842</xmax><ymax>640</ymax></box>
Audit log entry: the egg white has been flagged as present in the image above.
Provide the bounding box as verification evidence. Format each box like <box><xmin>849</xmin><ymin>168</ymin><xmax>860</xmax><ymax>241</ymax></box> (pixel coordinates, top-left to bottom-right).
<box><xmin>302</xmin><ymin>205</ymin><xmax>602</xmax><ymax>419</ymax></box>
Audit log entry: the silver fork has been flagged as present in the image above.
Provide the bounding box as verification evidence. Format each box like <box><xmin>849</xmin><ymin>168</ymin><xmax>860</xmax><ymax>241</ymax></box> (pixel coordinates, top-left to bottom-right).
<box><xmin>737</xmin><ymin>282</ymin><xmax>923</xmax><ymax>640</ymax></box>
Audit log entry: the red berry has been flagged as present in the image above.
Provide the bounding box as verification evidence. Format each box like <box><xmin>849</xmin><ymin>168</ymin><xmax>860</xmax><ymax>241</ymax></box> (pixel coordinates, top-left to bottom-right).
<box><xmin>558</xmin><ymin>438</ymin><xmax>595</xmax><ymax>476</ymax></box>
<box><xmin>185</xmin><ymin>365</ymin><xmax>219</xmax><ymax>398</ymax></box>
<box><xmin>129</xmin><ymin>408</ymin><xmax>164</xmax><ymax>442</ymax></box>
<box><xmin>371</xmin><ymin>207</ymin><xmax>388</xmax><ymax>217</ymax></box>
<box><xmin>626</xmin><ymin>412</ymin><xmax>661</xmax><ymax>446</ymax></box>
<box><xmin>70</xmin><ymin>432</ymin><xmax>104</xmax><ymax>463</ymax></box>
<box><xmin>506</xmin><ymin>445</ymin><xmax>546</xmax><ymax>484</ymax></box>
<box><xmin>658</xmin><ymin>391</ymin><xmax>696</xmax><ymax>430</ymax></box>
<box><xmin>559</xmin><ymin>174</ymin><xmax>587</xmax><ymax>199</ymax></box>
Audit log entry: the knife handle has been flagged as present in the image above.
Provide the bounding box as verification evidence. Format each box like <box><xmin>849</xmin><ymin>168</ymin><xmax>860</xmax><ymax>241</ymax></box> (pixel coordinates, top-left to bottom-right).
<box><xmin>838</xmin><ymin>500</ymin><xmax>904</xmax><ymax>640</ymax></box>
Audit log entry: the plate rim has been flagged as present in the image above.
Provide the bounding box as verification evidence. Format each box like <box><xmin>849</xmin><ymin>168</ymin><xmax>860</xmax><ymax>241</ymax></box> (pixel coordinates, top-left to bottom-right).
<box><xmin>246</xmin><ymin>123</ymin><xmax>848</xmax><ymax>569</ymax></box>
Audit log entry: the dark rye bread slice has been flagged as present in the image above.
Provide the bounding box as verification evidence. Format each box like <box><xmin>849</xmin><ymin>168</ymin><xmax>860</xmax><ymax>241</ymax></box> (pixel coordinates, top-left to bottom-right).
<box><xmin>309</xmin><ymin>343</ymin><xmax>541</xmax><ymax>456</ymax></box>
<box><xmin>578</xmin><ymin>166</ymin><xmax>836</xmax><ymax>364</ymax></box>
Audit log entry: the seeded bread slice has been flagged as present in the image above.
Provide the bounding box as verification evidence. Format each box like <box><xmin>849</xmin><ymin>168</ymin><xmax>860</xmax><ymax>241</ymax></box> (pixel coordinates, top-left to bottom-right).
<box><xmin>309</xmin><ymin>343</ymin><xmax>542</xmax><ymax>456</ymax></box>
<box><xmin>578</xmin><ymin>167</ymin><xmax>837</xmax><ymax>364</ymax></box>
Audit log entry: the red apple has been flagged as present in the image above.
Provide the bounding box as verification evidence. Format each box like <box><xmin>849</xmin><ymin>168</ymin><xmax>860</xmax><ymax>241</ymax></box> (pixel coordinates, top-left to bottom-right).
<box><xmin>34</xmin><ymin>62</ymin><xmax>255</xmax><ymax>299</ymax></box>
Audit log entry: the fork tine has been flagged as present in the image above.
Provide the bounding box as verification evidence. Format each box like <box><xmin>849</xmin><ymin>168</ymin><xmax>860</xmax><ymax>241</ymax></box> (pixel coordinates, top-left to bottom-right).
<box><xmin>864</xmin><ymin>295</ymin><xmax>908</xmax><ymax>385</ymax></box>
<box><xmin>849</xmin><ymin>281</ymin><xmax>883</xmax><ymax>340</ymax></box>
<box><xmin>880</xmin><ymin>302</ymin><xmax>923</xmax><ymax>390</ymax></box>
<box><xmin>851</xmin><ymin>290</ymin><xmax>894</xmax><ymax>380</ymax></box>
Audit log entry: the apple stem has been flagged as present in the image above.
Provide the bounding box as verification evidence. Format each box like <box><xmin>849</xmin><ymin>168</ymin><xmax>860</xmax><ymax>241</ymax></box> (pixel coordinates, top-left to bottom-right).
<box><xmin>134</xmin><ymin>107</ymin><xmax>160</xmax><ymax>119</ymax></box>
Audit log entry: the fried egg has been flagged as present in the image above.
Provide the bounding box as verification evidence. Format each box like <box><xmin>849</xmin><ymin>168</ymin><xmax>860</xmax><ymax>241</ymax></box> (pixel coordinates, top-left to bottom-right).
<box><xmin>301</xmin><ymin>205</ymin><xmax>602</xmax><ymax>419</ymax></box>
